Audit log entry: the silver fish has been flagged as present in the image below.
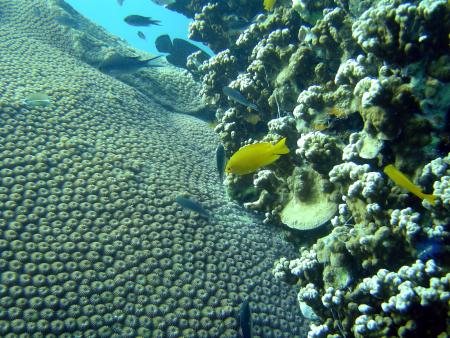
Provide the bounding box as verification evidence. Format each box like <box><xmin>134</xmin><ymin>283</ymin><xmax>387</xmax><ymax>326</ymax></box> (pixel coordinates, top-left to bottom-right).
<box><xmin>222</xmin><ymin>86</ymin><xmax>259</xmax><ymax>111</ymax></box>
<box><xmin>22</xmin><ymin>93</ymin><xmax>51</xmax><ymax>107</ymax></box>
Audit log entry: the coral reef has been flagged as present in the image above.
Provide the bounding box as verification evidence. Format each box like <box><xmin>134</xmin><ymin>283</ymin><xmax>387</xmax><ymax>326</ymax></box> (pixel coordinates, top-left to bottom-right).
<box><xmin>47</xmin><ymin>0</ymin><xmax>208</xmax><ymax>118</ymax></box>
<box><xmin>164</xmin><ymin>0</ymin><xmax>450</xmax><ymax>336</ymax></box>
<box><xmin>0</xmin><ymin>0</ymin><xmax>308</xmax><ymax>336</ymax></box>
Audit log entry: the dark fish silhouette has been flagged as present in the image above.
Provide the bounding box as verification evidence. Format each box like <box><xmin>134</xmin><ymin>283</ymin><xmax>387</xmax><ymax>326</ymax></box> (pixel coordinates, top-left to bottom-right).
<box><xmin>155</xmin><ymin>34</ymin><xmax>210</xmax><ymax>69</ymax></box>
<box><xmin>239</xmin><ymin>299</ymin><xmax>253</xmax><ymax>338</ymax></box>
<box><xmin>175</xmin><ymin>196</ymin><xmax>209</xmax><ymax>218</ymax></box>
<box><xmin>222</xmin><ymin>86</ymin><xmax>259</xmax><ymax>111</ymax></box>
<box><xmin>155</xmin><ymin>34</ymin><xmax>173</xmax><ymax>53</ymax></box>
<box><xmin>124</xmin><ymin>15</ymin><xmax>161</xmax><ymax>27</ymax></box>
<box><xmin>216</xmin><ymin>144</ymin><xmax>226</xmax><ymax>183</ymax></box>
<box><xmin>55</xmin><ymin>15</ymin><xmax>80</xmax><ymax>29</ymax></box>
<box><xmin>117</xmin><ymin>0</ymin><xmax>124</xmax><ymax>5</ymax></box>
<box><xmin>416</xmin><ymin>239</ymin><xmax>446</xmax><ymax>261</ymax></box>
<box><xmin>137</xmin><ymin>31</ymin><xmax>146</xmax><ymax>40</ymax></box>
<box><xmin>98</xmin><ymin>55</ymin><xmax>163</xmax><ymax>74</ymax></box>
<box><xmin>56</xmin><ymin>0</ymin><xmax>79</xmax><ymax>16</ymax></box>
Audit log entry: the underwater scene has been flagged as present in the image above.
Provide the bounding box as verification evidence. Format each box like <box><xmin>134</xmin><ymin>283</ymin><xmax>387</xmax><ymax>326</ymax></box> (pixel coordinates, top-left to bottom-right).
<box><xmin>0</xmin><ymin>0</ymin><xmax>448</xmax><ymax>337</ymax></box>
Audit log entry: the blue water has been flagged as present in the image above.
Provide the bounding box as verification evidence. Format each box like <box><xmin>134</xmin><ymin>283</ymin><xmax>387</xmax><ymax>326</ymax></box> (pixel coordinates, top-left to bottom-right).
<box><xmin>65</xmin><ymin>0</ymin><xmax>210</xmax><ymax>56</ymax></box>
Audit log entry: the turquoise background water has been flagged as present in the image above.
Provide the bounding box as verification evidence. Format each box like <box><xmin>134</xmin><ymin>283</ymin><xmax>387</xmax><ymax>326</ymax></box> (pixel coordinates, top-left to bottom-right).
<box><xmin>65</xmin><ymin>0</ymin><xmax>209</xmax><ymax>56</ymax></box>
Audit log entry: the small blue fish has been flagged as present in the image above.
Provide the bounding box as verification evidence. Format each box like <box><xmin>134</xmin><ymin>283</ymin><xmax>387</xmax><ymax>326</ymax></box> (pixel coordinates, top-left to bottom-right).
<box><xmin>137</xmin><ymin>31</ymin><xmax>146</xmax><ymax>40</ymax></box>
<box><xmin>416</xmin><ymin>239</ymin><xmax>445</xmax><ymax>261</ymax></box>
<box><xmin>223</xmin><ymin>86</ymin><xmax>259</xmax><ymax>111</ymax></box>
<box><xmin>175</xmin><ymin>196</ymin><xmax>209</xmax><ymax>218</ymax></box>
<box><xmin>239</xmin><ymin>299</ymin><xmax>253</xmax><ymax>338</ymax></box>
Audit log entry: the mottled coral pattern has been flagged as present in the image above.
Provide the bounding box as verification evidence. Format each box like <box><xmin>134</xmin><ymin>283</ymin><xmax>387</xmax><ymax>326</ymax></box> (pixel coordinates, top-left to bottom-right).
<box><xmin>0</xmin><ymin>0</ymin><xmax>306</xmax><ymax>336</ymax></box>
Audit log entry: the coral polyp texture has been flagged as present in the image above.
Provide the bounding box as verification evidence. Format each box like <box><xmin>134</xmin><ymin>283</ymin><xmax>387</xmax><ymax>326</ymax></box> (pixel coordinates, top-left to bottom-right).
<box><xmin>166</xmin><ymin>0</ymin><xmax>450</xmax><ymax>336</ymax></box>
<box><xmin>0</xmin><ymin>0</ymin><xmax>307</xmax><ymax>337</ymax></box>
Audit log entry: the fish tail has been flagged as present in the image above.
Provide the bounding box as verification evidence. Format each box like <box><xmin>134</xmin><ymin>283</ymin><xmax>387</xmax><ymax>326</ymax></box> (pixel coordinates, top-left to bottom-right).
<box><xmin>272</xmin><ymin>137</ymin><xmax>289</xmax><ymax>155</ymax></box>
<box><xmin>422</xmin><ymin>193</ymin><xmax>437</xmax><ymax>206</ymax></box>
<box><xmin>146</xmin><ymin>55</ymin><xmax>163</xmax><ymax>63</ymax></box>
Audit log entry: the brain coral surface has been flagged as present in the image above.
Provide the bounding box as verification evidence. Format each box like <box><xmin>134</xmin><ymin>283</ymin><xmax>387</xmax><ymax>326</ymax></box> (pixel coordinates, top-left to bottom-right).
<box><xmin>0</xmin><ymin>0</ymin><xmax>305</xmax><ymax>337</ymax></box>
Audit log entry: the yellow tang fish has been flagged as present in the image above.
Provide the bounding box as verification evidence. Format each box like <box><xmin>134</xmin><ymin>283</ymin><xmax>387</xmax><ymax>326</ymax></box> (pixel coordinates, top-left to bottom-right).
<box><xmin>383</xmin><ymin>164</ymin><xmax>437</xmax><ymax>205</ymax></box>
<box><xmin>263</xmin><ymin>0</ymin><xmax>276</xmax><ymax>11</ymax></box>
<box><xmin>226</xmin><ymin>138</ymin><xmax>289</xmax><ymax>175</ymax></box>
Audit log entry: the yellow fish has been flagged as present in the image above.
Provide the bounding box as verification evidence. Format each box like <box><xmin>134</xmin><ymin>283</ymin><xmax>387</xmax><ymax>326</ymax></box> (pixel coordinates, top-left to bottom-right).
<box><xmin>263</xmin><ymin>0</ymin><xmax>276</xmax><ymax>11</ymax></box>
<box><xmin>226</xmin><ymin>138</ymin><xmax>289</xmax><ymax>175</ymax></box>
<box><xmin>384</xmin><ymin>164</ymin><xmax>436</xmax><ymax>205</ymax></box>
<box><xmin>312</xmin><ymin>123</ymin><xmax>328</xmax><ymax>131</ymax></box>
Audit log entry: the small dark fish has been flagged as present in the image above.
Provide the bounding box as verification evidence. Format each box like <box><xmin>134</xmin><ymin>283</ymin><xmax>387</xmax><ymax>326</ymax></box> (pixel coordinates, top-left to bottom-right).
<box><xmin>216</xmin><ymin>144</ymin><xmax>226</xmax><ymax>183</ymax></box>
<box><xmin>117</xmin><ymin>0</ymin><xmax>124</xmax><ymax>5</ymax></box>
<box><xmin>55</xmin><ymin>15</ymin><xmax>80</xmax><ymax>29</ymax></box>
<box><xmin>98</xmin><ymin>55</ymin><xmax>163</xmax><ymax>74</ymax></box>
<box><xmin>239</xmin><ymin>299</ymin><xmax>253</xmax><ymax>338</ymax></box>
<box><xmin>175</xmin><ymin>196</ymin><xmax>209</xmax><ymax>218</ymax></box>
<box><xmin>124</xmin><ymin>15</ymin><xmax>161</xmax><ymax>27</ymax></box>
<box><xmin>222</xmin><ymin>86</ymin><xmax>259</xmax><ymax>111</ymax></box>
<box><xmin>155</xmin><ymin>35</ymin><xmax>210</xmax><ymax>69</ymax></box>
<box><xmin>155</xmin><ymin>34</ymin><xmax>173</xmax><ymax>53</ymax></box>
<box><xmin>416</xmin><ymin>239</ymin><xmax>446</xmax><ymax>261</ymax></box>
<box><xmin>151</xmin><ymin>0</ymin><xmax>175</xmax><ymax>5</ymax></box>
<box><xmin>137</xmin><ymin>31</ymin><xmax>146</xmax><ymax>40</ymax></box>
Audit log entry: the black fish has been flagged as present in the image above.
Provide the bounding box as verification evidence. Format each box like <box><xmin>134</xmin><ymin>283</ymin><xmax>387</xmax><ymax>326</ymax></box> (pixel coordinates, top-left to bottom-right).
<box><xmin>155</xmin><ymin>34</ymin><xmax>173</xmax><ymax>53</ymax></box>
<box><xmin>98</xmin><ymin>55</ymin><xmax>163</xmax><ymax>74</ymax></box>
<box><xmin>175</xmin><ymin>196</ymin><xmax>209</xmax><ymax>218</ymax></box>
<box><xmin>155</xmin><ymin>35</ymin><xmax>210</xmax><ymax>69</ymax></box>
<box><xmin>239</xmin><ymin>299</ymin><xmax>253</xmax><ymax>338</ymax></box>
<box><xmin>137</xmin><ymin>31</ymin><xmax>146</xmax><ymax>40</ymax></box>
<box><xmin>216</xmin><ymin>144</ymin><xmax>226</xmax><ymax>183</ymax></box>
<box><xmin>124</xmin><ymin>15</ymin><xmax>161</xmax><ymax>27</ymax></box>
<box><xmin>223</xmin><ymin>86</ymin><xmax>259</xmax><ymax>111</ymax></box>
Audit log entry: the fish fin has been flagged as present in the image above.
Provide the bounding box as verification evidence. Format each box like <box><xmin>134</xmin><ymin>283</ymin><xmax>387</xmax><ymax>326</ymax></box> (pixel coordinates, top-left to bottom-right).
<box><xmin>272</xmin><ymin>137</ymin><xmax>289</xmax><ymax>155</ymax></box>
<box><xmin>423</xmin><ymin>193</ymin><xmax>437</xmax><ymax>206</ymax></box>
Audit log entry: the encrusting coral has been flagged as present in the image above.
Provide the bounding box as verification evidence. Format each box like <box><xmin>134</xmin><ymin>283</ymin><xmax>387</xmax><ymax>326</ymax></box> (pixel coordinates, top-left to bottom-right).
<box><xmin>0</xmin><ymin>0</ymin><xmax>308</xmax><ymax>336</ymax></box>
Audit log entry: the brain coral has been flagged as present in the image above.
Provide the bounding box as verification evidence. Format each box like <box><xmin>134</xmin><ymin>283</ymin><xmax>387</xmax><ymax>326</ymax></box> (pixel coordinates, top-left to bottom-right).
<box><xmin>0</xmin><ymin>0</ymin><xmax>306</xmax><ymax>336</ymax></box>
